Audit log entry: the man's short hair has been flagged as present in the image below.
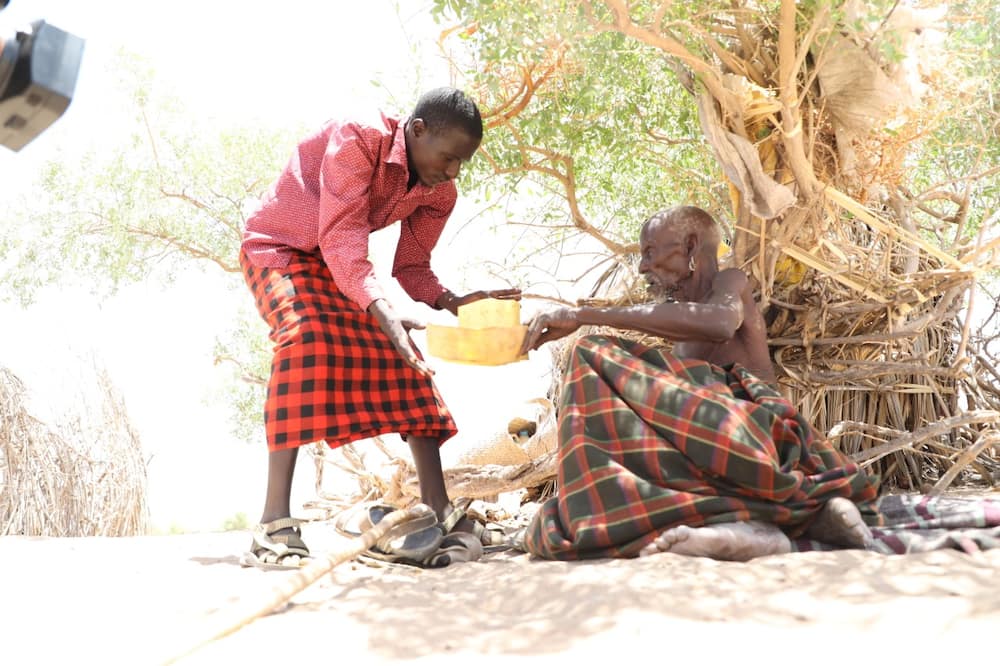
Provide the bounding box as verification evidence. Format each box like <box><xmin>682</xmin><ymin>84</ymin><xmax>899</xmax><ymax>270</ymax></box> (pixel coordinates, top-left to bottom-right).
<box><xmin>644</xmin><ymin>206</ymin><xmax>722</xmax><ymax>249</ymax></box>
<box><xmin>412</xmin><ymin>87</ymin><xmax>483</xmax><ymax>140</ymax></box>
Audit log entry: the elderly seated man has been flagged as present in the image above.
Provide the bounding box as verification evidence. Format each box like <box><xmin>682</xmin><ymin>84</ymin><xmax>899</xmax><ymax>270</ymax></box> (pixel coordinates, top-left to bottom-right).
<box><xmin>518</xmin><ymin>205</ymin><xmax>882</xmax><ymax>561</ymax></box>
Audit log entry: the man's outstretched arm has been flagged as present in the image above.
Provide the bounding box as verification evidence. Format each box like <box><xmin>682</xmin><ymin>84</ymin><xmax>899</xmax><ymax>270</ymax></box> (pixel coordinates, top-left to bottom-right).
<box><xmin>520</xmin><ymin>270</ymin><xmax>747</xmax><ymax>353</ymax></box>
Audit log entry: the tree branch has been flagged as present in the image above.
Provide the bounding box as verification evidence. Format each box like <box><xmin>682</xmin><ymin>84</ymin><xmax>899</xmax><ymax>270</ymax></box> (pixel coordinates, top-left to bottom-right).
<box><xmin>213</xmin><ymin>354</ymin><xmax>267</xmax><ymax>386</ymax></box>
<box><xmin>124</xmin><ymin>225</ymin><xmax>239</xmax><ymax>273</ymax></box>
<box><xmin>483</xmin><ymin>43</ymin><xmax>571</xmax><ymax>130</ymax></box>
<box><xmin>591</xmin><ymin>0</ymin><xmax>740</xmax><ymax>117</ymax></box>
<box><xmin>777</xmin><ymin>0</ymin><xmax>819</xmax><ymax>195</ymax></box>
<box><xmin>480</xmin><ymin>125</ymin><xmax>632</xmax><ymax>257</ymax></box>
<box><xmin>160</xmin><ymin>188</ymin><xmax>242</xmax><ymax>240</ymax></box>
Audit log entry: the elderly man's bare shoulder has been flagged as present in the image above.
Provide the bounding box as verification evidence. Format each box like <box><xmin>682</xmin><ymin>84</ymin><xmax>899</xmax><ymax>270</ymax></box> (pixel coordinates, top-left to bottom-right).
<box><xmin>712</xmin><ymin>267</ymin><xmax>750</xmax><ymax>290</ymax></box>
<box><xmin>706</xmin><ymin>268</ymin><xmax>751</xmax><ymax>304</ymax></box>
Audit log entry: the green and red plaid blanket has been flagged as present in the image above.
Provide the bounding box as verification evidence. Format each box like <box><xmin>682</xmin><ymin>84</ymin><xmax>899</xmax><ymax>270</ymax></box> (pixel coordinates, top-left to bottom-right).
<box><xmin>524</xmin><ymin>334</ymin><xmax>883</xmax><ymax>560</ymax></box>
<box><xmin>795</xmin><ymin>493</ymin><xmax>1000</xmax><ymax>554</ymax></box>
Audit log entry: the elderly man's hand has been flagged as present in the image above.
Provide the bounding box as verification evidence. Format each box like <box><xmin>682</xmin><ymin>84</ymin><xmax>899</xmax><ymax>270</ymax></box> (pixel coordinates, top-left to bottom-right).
<box><xmin>437</xmin><ymin>288</ymin><xmax>522</xmax><ymax>316</ymax></box>
<box><xmin>519</xmin><ymin>307</ymin><xmax>582</xmax><ymax>355</ymax></box>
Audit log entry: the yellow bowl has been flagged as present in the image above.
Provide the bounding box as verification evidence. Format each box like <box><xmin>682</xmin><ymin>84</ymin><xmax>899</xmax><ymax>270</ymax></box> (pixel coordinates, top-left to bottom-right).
<box><xmin>426</xmin><ymin>324</ymin><xmax>528</xmax><ymax>366</ymax></box>
<box><xmin>457</xmin><ymin>298</ymin><xmax>521</xmax><ymax>329</ymax></box>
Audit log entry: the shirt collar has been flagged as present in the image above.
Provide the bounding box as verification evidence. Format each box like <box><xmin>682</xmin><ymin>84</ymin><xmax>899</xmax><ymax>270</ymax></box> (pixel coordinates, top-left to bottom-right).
<box><xmin>385</xmin><ymin>112</ymin><xmax>409</xmax><ymax>169</ymax></box>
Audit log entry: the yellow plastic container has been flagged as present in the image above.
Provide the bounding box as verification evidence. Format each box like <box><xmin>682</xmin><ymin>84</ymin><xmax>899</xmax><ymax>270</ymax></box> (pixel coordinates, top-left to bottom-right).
<box><xmin>457</xmin><ymin>298</ymin><xmax>522</xmax><ymax>329</ymax></box>
<box><xmin>426</xmin><ymin>299</ymin><xmax>527</xmax><ymax>365</ymax></box>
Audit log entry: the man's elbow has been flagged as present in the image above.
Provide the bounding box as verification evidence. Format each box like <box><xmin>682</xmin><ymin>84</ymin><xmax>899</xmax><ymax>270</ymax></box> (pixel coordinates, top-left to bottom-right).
<box><xmin>706</xmin><ymin>314</ymin><xmax>742</xmax><ymax>342</ymax></box>
<box><xmin>391</xmin><ymin>264</ymin><xmax>431</xmax><ymax>281</ymax></box>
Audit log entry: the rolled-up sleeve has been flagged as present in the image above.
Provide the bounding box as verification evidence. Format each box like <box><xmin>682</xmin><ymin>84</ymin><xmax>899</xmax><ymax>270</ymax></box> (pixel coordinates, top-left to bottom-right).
<box><xmin>393</xmin><ymin>196</ymin><xmax>454</xmax><ymax>308</ymax></box>
<box><xmin>317</xmin><ymin>125</ymin><xmax>385</xmax><ymax>311</ymax></box>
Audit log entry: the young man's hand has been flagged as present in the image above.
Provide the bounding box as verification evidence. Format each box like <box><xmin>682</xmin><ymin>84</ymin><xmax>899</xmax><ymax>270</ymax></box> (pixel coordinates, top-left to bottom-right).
<box><xmin>436</xmin><ymin>288</ymin><xmax>522</xmax><ymax>316</ymax></box>
<box><xmin>367</xmin><ymin>299</ymin><xmax>434</xmax><ymax>376</ymax></box>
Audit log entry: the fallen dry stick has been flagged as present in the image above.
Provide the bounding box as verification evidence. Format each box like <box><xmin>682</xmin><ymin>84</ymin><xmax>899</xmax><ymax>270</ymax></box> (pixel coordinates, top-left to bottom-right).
<box><xmin>162</xmin><ymin>505</ymin><xmax>429</xmax><ymax>665</ymax></box>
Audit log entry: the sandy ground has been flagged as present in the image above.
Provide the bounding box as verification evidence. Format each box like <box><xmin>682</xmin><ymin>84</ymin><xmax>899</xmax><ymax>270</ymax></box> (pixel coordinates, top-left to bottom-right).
<box><xmin>3</xmin><ymin>521</ymin><xmax>998</xmax><ymax>666</ymax></box>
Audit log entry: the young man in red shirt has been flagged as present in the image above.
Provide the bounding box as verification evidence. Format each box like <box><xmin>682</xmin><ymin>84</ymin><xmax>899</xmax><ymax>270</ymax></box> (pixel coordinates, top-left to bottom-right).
<box><xmin>240</xmin><ymin>87</ymin><xmax>519</xmax><ymax>568</ymax></box>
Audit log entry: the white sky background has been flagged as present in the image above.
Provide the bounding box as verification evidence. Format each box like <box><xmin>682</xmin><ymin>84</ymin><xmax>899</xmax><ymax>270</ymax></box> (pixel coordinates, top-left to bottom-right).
<box><xmin>0</xmin><ymin>0</ymin><xmax>582</xmax><ymax>532</ymax></box>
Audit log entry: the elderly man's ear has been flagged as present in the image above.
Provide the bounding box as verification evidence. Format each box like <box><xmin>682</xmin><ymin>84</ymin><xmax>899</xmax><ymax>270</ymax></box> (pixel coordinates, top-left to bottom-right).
<box><xmin>686</xmin><ymin>233</ymin><xmax>700</xmax><ymax>256</ymax></box>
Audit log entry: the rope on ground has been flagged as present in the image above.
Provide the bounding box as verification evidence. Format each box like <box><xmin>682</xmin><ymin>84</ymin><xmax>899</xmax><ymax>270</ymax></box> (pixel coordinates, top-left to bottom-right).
<box><xmin>161</xmin><ymin>506</ymin><xmax>428</xmax><ymax>665</ymax></box>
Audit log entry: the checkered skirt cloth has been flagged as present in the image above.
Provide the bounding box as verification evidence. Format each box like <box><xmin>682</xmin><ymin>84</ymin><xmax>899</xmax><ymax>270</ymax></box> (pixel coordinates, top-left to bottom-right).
<box><xmin>240</xmin><ymin>249</ymin><xmax>457</xmax><ymax>452</ymax></box>
<box><xmin>524</xmin><ymin>335</ymin><xmax>882</xmax><ymax>560</ymax></box>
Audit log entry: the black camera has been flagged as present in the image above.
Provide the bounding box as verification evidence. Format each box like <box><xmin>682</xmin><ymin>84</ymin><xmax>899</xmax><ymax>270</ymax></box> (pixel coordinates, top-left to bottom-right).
<box><xmin>0</xmin><ymin>0</ymin><xmax>84</xmax><ymax>151</ymax></box>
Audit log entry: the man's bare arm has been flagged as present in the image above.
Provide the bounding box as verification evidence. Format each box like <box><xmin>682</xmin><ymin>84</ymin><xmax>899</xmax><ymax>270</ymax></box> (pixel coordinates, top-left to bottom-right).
<box><xmin>583</xmin><ymin>270</ymin><xmax>746</xmax><ymax>338</ymax></box>
<box><xmin>521</xmin><ymin>270</ymin><xmax>748</xmax><ymax>352</ymax></box>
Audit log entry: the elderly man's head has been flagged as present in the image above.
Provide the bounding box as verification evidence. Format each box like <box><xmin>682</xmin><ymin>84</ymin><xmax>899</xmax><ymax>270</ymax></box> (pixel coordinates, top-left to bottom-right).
<box><xmin>642</xmin><ymin>206</ymin><xmax>721</xmax><ymax>249</ymax></box>
<box><xmin>639</xmin><ymin>206</ymin><xmax>723</xmax><ymax>301</ymax></box>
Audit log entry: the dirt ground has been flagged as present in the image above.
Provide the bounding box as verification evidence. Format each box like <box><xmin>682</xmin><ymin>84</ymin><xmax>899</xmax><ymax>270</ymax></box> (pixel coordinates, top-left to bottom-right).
<box><xmin>3</xmin><ymin>519</ymin><xmax>998</xmax><ymax>666</ymax></box>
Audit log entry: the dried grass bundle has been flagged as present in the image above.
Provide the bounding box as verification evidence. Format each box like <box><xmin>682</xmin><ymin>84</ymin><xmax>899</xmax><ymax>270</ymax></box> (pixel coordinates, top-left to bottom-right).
<box><xmin>580</xmin><ymin>3</ymin><xmax>1000</xmax><ymax>492</ymax></box>
<box><xmin>0</xmin><ymin>363</ymin><xmax>148</xmax><ymax>536</ymax></box>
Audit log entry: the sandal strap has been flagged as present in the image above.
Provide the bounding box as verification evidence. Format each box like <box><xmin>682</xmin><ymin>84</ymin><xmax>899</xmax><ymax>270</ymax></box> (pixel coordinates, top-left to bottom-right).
<box><xmin>261</xmin><ymin>516</ymin><xmax>306</xmax><ymax>534</ymax></box>
<box><xmin>250</xmin><ymin>525</ymin><xmax>289</xmax><ymax>557</ymax></box>
<box><xmin>440</xmin><ymin>499</ymin><xmax>508</xmax><ymax>547</ymax></box>
<box><xmin>439</xmin><ymin>497</ymin><xmax>473</xmax><ymax>534</ymax></box>
<box><xmin>472</xmin><ymin>521</ymin><xmax>508</xmax><ymax>547</ymax></box>
<box><xmin>249</xmin><ymin>523</ymin><xmax>310</xmax><ymax>559</ymax></box>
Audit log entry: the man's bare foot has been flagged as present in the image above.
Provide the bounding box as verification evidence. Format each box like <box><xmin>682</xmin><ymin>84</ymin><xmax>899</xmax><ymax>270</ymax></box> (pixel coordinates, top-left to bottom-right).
<box><xmin>638</xmin><ymin>521</ymin><xmax>792</xmax><ymax>561</ymax></box>
<box><xmin>803</xmin><ymin>497</ymin><xmax>873</xmax><ymax>548</ymax></box>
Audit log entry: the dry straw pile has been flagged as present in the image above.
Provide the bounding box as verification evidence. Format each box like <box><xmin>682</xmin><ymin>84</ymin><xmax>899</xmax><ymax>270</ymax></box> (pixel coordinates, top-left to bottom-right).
<box><xmin>582</xmin><ymin>2</ymin><xmax>1000</xmax><ymax>491</ymax></box>
<box><xmin>0</xmin><ymin>363</ymin><xmax>148</xmax><ymax>536</ymax></box>
<box><xmin>697</xmin><ymin>4</ymin><xmax>1000</xmax><ymax>491</ymax></box>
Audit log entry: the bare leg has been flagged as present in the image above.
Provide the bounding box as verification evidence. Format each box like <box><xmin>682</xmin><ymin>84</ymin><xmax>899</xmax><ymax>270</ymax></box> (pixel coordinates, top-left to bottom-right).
<box><xmin>408</xmin><ymin>435</ymin><xmax>474</xmax><ymax>533</ymax></box>
<box><xmin>638</xmin><ymin>521</ymin><xmax>792</xmax><ymax>561</ymax></box>
<box><xmin>407</xmin><ymin>436</ymin><xmax>449</xmax><ymax>513</ymax></box>
<box><xmin>803</xmin><ymin>497</ymin><xmax>873</xmax><ymax>548</ymax></box>
<box><xmin>260</xmin><ymin>447</ymin><xmax>298</xmax><ymax>524</ymax></box>
<box><xmin>250</xmin><ymin>446</ymin><xmax>309</xmax><ymax>566</ymax></box>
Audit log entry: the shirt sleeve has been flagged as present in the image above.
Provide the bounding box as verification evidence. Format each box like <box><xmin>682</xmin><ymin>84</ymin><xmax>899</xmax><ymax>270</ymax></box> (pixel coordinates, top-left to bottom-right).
<box><xmin>317</xmin><ymin>124</ymin><xmax>385</xmax><ymax>311</ymax></box>
<box><xmin>392</xmin><ymin>194</ymin><xmax>455</xmax><ymax>308</ymax></box>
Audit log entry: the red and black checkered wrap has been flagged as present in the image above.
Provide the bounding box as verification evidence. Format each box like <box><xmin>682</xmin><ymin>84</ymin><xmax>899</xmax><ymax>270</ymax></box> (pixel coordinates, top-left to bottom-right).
<box><xmin>524</xmin><ymin>335</ymin><xmax>882</xmax><ymax>560</ymax></box>
<box><xmin>240</xmin><ymin>249</ymin><xmax>457</xmax><ymax>452</ymax></box>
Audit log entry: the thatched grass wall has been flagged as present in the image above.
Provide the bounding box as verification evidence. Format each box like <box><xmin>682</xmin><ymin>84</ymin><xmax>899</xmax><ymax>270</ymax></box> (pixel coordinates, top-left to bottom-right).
<box><xmin>574</xmin><ymin>2</ymin><xmax>1000</xmax><ymax>493</ymax></box>
<box><xmin>0</xmin><ymin>363</ymin><xmax>148</xmax><ymax>536</ymax></box>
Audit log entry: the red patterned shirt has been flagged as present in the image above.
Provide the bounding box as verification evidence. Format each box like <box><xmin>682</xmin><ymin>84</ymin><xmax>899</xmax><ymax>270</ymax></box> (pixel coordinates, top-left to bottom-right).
<box><xmin>242</xmin><ymin>112</ymin><xmax>454</xmax><ymax>311</ymax></box>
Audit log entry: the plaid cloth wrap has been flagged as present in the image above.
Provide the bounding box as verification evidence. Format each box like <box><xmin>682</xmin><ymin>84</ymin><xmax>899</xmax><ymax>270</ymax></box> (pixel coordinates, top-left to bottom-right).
<box><xmin>240</xmin><ymin>249</ymin><xmax>458</xmax><ymax>452</ymax></box>
<box><xmin>795</xmin><ymin>493</ymin><xmax>1000</xmax><ymax>555</ymax></box>
<box><xmin>524</xmin><ymin>335</ymin><xmax>882</xmax><ymax>560</ymax></box>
